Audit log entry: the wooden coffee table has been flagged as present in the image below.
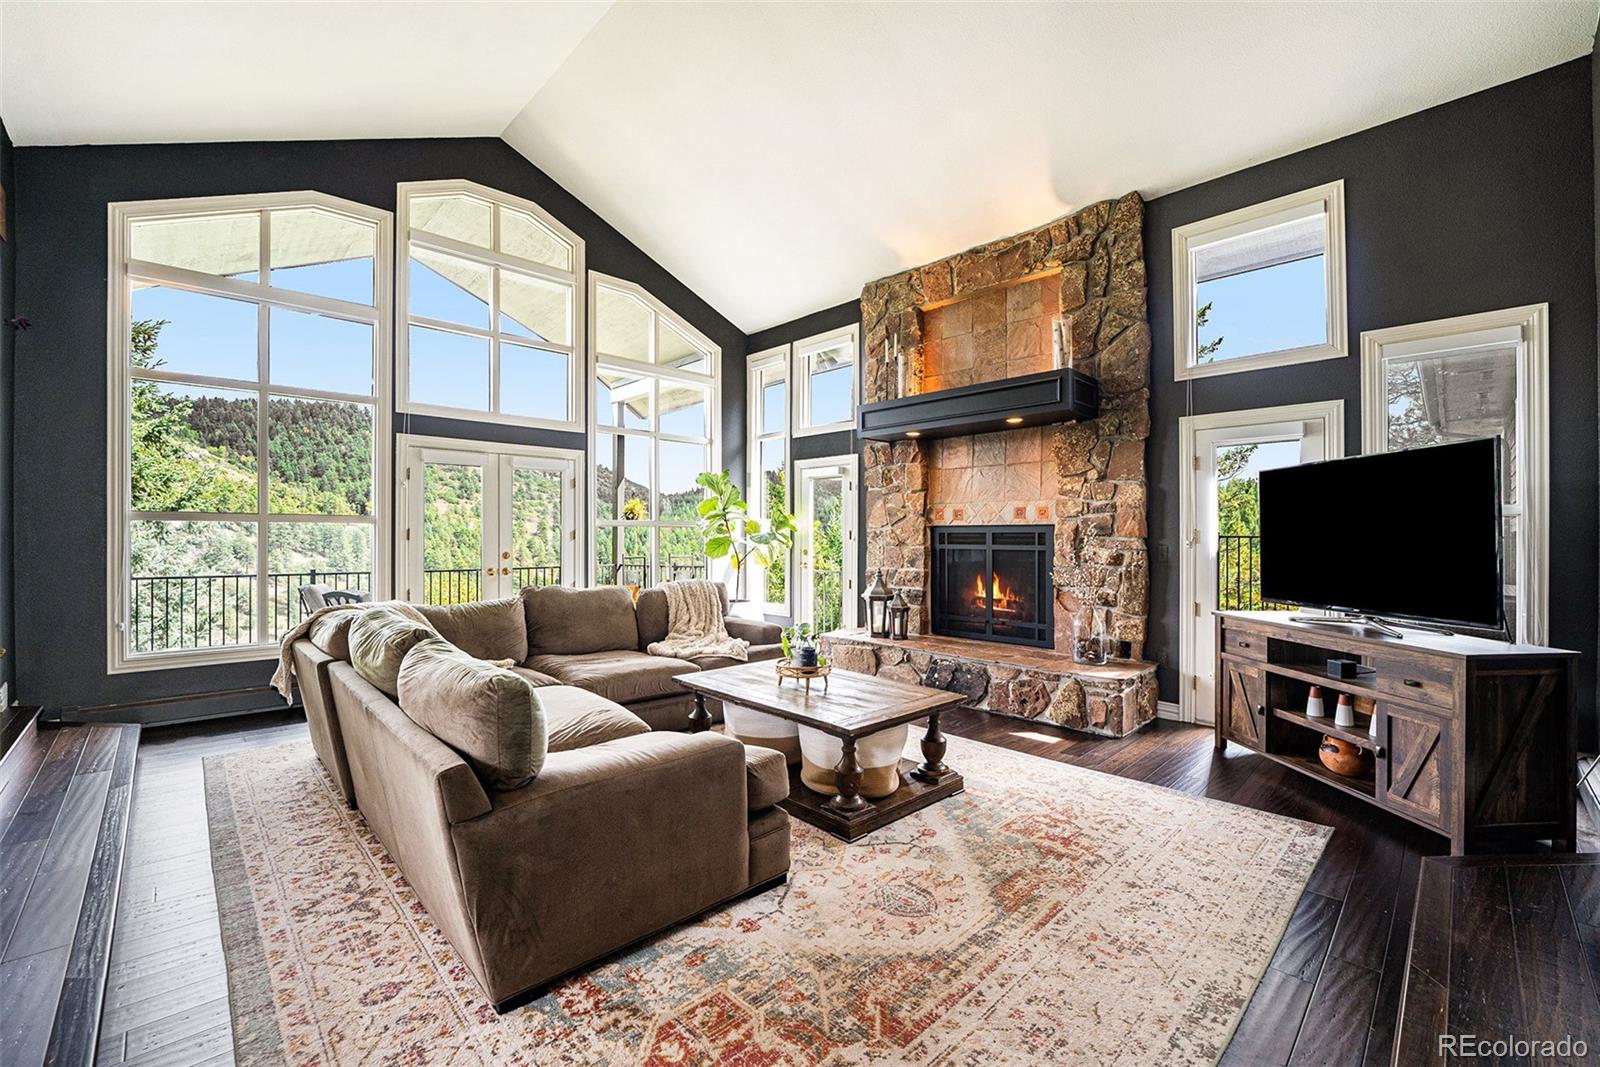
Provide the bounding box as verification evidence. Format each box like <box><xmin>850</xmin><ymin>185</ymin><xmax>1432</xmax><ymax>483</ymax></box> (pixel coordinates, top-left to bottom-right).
<box><xmin>675</xmin><ymin>662</ymin><xmax>965</xmax><ymax>841</ymax></box>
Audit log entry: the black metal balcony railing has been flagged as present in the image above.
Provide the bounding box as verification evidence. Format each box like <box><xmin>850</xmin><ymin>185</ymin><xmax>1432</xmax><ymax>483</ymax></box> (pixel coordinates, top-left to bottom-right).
<box><xmin>603</xmin><ymin>555</ymin><xmax>706</xmax><ymax>588</ymax></box>
<box><xmin>1217</xmin><ymin>534</ymin><xmax>1291</xmax><ymax>611</ymax></box>
<box><xmin>420</xmin><ymin>565</ymin><xmax>562</xmax><ymax>606</ymax></box>
<box><xmin>129</xmin><ymin>565</ymin><xmax>564</xmax><ymax>652</ymax></box>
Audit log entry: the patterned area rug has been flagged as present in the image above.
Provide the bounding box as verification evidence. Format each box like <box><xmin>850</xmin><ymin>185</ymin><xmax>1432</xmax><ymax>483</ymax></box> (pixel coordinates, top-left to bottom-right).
<box><xmin>204</xmin><ymin>735</ymin><xmax>1329</xmax><ymax>1066</ymax></box>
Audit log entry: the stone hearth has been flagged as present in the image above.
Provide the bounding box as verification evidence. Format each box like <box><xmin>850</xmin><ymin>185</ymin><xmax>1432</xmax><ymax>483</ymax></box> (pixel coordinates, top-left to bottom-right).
<box><xmin>852</xmin><ymin>192</ymin><xmax>1155</xmax><ymax>737</ymax></box>
<box><xmin>821</xmin><ymin>631</ymin><xmax>1157</xmax><ymax>738</ymax></box>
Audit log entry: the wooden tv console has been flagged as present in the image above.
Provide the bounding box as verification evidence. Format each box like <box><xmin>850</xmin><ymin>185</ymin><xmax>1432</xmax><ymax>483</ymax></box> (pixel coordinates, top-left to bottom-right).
<box><xmin>1214</xmin><ymin>611</ymin><xmax>1578</xmax><ymax>854</ymax></box>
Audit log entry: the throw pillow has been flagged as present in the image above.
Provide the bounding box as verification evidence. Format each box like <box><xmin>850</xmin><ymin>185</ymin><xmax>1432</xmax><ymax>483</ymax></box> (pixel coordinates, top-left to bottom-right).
<box><xmin>397</xmin><ymin>636</ymin><xmax>548</xmax><ymax>791</ymax></box>
<box><xmin>348</xmin><ymin>607</ymin><xmax>437</xmax><ymax>696</ymax></box>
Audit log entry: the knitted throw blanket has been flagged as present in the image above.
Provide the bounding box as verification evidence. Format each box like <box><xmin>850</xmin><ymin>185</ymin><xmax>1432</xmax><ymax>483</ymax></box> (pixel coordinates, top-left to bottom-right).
<box><xmin>271</xmin><ymin>599</ymin><xmax>432</xmax><ymax>702</ymax></box>
<box><xmin>646</xmin><ymin>580</ymin><xmax>749</xmax><ymax>662</ymax></box>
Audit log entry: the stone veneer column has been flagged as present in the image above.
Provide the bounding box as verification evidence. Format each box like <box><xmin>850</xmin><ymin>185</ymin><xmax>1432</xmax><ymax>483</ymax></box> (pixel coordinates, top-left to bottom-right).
<box><xmin>860</xmin><ymin>192</ymin><xmax>1151</xmax><ymax>658</ymax></box>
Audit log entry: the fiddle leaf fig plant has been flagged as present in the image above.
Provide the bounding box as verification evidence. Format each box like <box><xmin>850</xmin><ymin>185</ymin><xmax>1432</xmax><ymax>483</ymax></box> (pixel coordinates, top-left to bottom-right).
<box><xmin>695</xmin><ymin>470</ymin><xmax>796</xmax><ymax>600</ymax></box>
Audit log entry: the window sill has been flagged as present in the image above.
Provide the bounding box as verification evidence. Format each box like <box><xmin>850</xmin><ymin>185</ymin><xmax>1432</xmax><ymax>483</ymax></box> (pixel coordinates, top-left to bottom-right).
<box><xmin>793</xmin><ymin>421</ymin><xmax>855</xmax><ymax>438</ymax></box>
<box><xmin>1174</xmin><ymin>341</ymin><xmax>1347</xmax><ymax>382</ymax></box>
<box><xmin>109</xmin><ymin>642</ymin><xmax>281</xmax><ymax>674</ymax></box>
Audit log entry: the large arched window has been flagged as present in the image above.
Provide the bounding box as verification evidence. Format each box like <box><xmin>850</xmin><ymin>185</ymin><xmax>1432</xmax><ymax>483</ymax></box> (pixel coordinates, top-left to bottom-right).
<box><xmin>107</xmin><ymin>192</ymin><xmax>392</xmax><ymax>670</ymax></box>
<box><xmin>397</xmin><ymin>180</ymin><xmax>585</xmax><ymax>430</ymax></box>
<box><xmin>589</xmin><ymin>273</ymin><xmax>719</xmax><ymax>588</ymax></box>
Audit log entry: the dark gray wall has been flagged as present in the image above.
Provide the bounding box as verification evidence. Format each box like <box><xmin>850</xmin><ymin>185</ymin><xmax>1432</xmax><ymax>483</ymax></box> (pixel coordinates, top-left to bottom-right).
<box><xmin>11</xmin><ymin>137</ymin><xmax>745</xmax><ymax>713</ymax></box>
<box><xmin>753</xmin><ymin>60</ymin><xmax>1600</xmax><ymax>748</ymax></box>
<box><xmin>745</xmin><ymin>301</ymin><xmax>862</xmax><ymax>625</ymax></box>
<box><xmin>0</xmin><ymin>118</ymin><xmax>14</xmax><ymax>704</ymax></box>
<box><xmin>1593</xmin><ymin>22</ymin><xmax>1600</xmax><ymax>744</ymax></box>
<box><xmin>1146</xmin><ymin>58</ymin><xmax>1598</xmax><ymax>747</ymax></box>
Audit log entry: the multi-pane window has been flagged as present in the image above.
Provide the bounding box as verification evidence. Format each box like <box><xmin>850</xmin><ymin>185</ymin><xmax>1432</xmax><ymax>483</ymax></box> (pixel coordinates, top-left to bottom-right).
<box><xmin>108</xmin><ymin>194</ymin><xmax>391</xmax><ymax>669</ymax></box>
<box><xmin>795</xmin><ymin>327</ymin><xmax>858</xmax><ymax>434</ymax></box>
<box><xmin>398</xmin><ymin>180</ymin><xmax>584</xmax><ymax>429</ymax></box>
<box><xmin>1361</xmin><ymin>305</ymin><xmax>1549</xmax><ymax>642</ymax></box>
<box><xmin>1172</xmin><ymin>180</ymin><xmax>1347</xmax><ymax>380</ymax></box>
<box><xmin>590</xmin><ymin>274</ymin><xmax>719</xmax><ymax>588</ymax></box>
<box><xmin>748</xmin><ymin>347</ymin><xmax>790</xmax><ymax>610</ymax></box>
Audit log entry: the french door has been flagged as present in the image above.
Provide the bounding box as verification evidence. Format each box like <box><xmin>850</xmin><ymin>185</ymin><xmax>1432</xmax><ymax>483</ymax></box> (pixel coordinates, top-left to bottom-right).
<box><xmin>793</xmin><ymin>456</ymin><xmax>858</xmax><ymax>632</ymax></box>
<box><xmin>398</xmin><ymin>436</ymin><xmax>581</xmax><ymax>604</ymax></box>
<box><xmin>1179</xmin><ymin>402</ymin><xmax>1343</xmax><ymax>724</ymax></box>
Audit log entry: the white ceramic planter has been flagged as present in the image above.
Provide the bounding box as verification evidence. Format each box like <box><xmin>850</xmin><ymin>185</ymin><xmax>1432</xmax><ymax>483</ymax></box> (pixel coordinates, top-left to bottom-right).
<box><xmin>797</xmin><ymin>723</ymin><xmax>909</xmax><ymax>799</ymax></box>
<box><xmin>723</xmin><ymin>702</ymin><xmax>800</xmax><ymax>764</ymax></box>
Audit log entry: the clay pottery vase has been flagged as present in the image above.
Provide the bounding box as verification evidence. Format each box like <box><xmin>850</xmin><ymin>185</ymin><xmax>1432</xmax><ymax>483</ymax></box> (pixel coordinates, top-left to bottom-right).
<box><xmin>1318</xmin><ymin>737</ymin><xmax>1371</xmax><ymax>777</ymax></box>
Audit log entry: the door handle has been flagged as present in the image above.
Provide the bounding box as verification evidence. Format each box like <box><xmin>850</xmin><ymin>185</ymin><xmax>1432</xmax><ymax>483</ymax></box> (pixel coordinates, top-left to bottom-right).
<box><xmin>484</xmin><ymin>567</ymin><xmax>495</xmax><ymax>575</ymax></box>
<box><xmin>500</xmin><ymin>567</ymin><xmax>510</xmax><ymax>575</ymax></box>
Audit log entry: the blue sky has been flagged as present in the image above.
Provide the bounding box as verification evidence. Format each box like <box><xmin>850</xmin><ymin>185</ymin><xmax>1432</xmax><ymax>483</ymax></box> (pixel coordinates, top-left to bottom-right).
<box><xmin>1196</xmin><ymin>256</ymin><xmax>1326</xmax><ymax>362</ymax></box>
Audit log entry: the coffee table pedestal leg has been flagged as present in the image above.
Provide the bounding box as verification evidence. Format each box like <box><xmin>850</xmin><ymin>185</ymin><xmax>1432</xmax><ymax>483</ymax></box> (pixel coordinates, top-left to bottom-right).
<box><xmin>913</xmin><ymin>712</ymin><xmax>951</xmax><ymax>782</ymax></box>
<box><xmin>826</xmin><ymin>737</ymin><xmax>869</xmax><ymax>815</ymax></box>
<box><xmin>688</xmin><ymin>692</ymin><xmax>711</xmax><ymax>733</ymax></box>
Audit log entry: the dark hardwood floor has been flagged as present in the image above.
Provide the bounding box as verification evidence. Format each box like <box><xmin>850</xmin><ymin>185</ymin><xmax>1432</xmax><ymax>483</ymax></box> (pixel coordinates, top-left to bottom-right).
<box><xmin>1</xmin><ymin>720</ymin><xmax>140</xmax><ymax>1067</ymax></box>
<box><xmin>89</xmin><ymin>707</ymin><xmax>1598</xmax><ymax>1067</ymax></box>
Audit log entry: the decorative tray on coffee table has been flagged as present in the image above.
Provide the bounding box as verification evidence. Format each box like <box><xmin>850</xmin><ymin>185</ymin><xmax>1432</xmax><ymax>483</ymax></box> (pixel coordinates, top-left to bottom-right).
<box><xmin>775</xmin><ymin>659</ymin><xmax>830</xmax><ymax>692</ymax></box>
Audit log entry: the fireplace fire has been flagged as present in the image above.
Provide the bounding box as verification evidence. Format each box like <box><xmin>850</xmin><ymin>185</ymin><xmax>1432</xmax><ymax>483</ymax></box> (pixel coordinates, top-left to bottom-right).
<box><xmin>931</xmin><ymin>526</ymin><xmax>1053</xmax><ymax>648</ymax></box>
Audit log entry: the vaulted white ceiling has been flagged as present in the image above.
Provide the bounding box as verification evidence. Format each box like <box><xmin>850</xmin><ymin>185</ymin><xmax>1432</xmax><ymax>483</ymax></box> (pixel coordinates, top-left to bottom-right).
<box><xmin>3</xmin><ymin>1</ymin><xmax>1594</xmax><ymax>332</ymax></box>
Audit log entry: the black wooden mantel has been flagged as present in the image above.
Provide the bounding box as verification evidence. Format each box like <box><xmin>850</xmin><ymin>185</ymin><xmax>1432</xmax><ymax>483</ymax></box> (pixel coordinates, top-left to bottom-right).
<box><xmin>856</xmin><ymin>367</ymin><xmax>1099</xmax><ymax>442</ymax></box>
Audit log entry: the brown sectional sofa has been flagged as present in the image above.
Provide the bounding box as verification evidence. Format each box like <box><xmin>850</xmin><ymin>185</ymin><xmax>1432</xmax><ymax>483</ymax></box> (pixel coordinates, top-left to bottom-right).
<box><xmin>293</xmin><ymin>584</ymin><xmax>783</xmax><ymax>811</ymax></box>
<box><xmin>516</xmin><ymin>584</ymin><xmax>783</xmax><ymax>730</ymax></box>
<box><xmin>288</xmin><ymin>584</ymin><xmax>791</xmax><ymax>1010</ymax></box>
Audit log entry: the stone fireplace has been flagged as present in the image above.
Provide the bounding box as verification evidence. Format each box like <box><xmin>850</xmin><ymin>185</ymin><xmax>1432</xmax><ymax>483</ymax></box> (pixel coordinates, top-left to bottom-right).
<box><xmin>822</xmin><ymin>192</ymin><xmax>1158</xmax><ymax>737</ymax></box>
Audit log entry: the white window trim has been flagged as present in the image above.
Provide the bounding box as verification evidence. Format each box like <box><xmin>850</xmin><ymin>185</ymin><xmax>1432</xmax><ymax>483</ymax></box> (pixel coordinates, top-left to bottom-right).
<box><xmin>106</xmin><ymin>191</ymin><xmax>394</xmax><ymax>673</ymax></box>
<box><xmin>793</xmin><ymin>453</ymin><xmax>861</xmax><ymax>630</ymax></box>
<box><xmin>1172</xmin><ymin>180</ymin><xmax>1348</xmax><ymax>381</ymax></box>
<box><xmin>793</xmin><ymin>323</ymin><xmax>859</xmax><ymax>437</ymax></box>
<box><xmin>1360</xmin><ymin>304</ymin><xmax>1548</xmax><ymax>644</ymax></box>
<box><xmin>586</xmin><ymin>271</ymin><xmax>721</xmax><ymax>588</ymax></box>
<box><xmin>1177</xmin><ymin>400</ymin><xmax>1345</xmax><ymax>724</ymax></box>
<box><xmin>746</xmin><ymin>344</ymin><xmax>792</xmax><ymax>616</ymax></box>
<box><xmin>396</xmin><ymin>179</ymin><xmax>585</xmax><ymax>431</ymax></box>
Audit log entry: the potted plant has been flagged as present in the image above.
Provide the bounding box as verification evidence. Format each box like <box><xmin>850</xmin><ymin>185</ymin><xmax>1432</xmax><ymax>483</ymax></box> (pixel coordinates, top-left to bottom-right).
<box><xmin>781</xmin><ymin>622</ymin><xmax>826</xmax><ymax>669</ymax></box>
<box><xmin>695</xmin><ymin>471</ymin><xmax>796</xmax><ymax>603</ymax></box>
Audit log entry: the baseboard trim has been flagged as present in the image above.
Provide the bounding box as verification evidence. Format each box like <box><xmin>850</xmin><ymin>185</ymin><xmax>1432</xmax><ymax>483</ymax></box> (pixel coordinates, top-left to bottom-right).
<box><xmin>1156</xmin><ymin>700</ymin><xmax>1183</xmax><ymax>722</ymax></box>
<box><xmin>0</xmin><ymin>704</ymin><xmax>40</xmax><ymax>767</ymax></box>
<box><xmin>53</xmin><ymin>685</ymin><xmax>301</xmax><ymax>728</ymax></box>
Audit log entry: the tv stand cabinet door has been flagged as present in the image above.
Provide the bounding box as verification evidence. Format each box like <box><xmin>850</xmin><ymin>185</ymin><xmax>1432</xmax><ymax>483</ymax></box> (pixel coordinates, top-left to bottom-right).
<box><xmin>1217</xmin><ymin>658</ymin><xmax>1266</xmax><ymax>752</ymax></box>
<box><xmin>1377</xmin><ymin>703</ymin><xmax>1450</xmax><ymax>834</ymax></box>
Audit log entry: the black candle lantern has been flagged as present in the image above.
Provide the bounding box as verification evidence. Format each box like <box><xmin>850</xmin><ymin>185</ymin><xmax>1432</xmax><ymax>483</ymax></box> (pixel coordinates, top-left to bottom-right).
<box><xmin>888</xmin><ymin>591</ymin><xmax>910</xmax><ymax>640</ymax></box>
<box><xmin>863</xmin><ymin>570</ymin><xmax>892</xmax><ymax>638</ymax></box>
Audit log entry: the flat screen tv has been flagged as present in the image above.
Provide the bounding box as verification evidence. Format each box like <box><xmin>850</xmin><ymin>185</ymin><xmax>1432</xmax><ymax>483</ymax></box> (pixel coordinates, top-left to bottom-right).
<box><xmin>1258</xmin><ymin>437</ymin><xmax>1504</xmax><ymax>631</ymax></box>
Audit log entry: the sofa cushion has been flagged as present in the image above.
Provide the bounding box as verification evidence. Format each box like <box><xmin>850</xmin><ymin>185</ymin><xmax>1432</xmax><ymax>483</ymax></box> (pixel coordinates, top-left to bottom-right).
<box><xmin>693</xmin><ymin>643</ymin><xmax>783</xmax><ymax>672</ymax></box>
<box><xmin>744</xmin><ymin>746</ymin><xmax>789</xmax><ymax>810</ymax></box>
<box><xmin>509</xmin><ymin>666</ymin><xmax>560</xmax><ymax>688</ymax></box>
<box><xmin>416</xmin><ymin>597</ymin><xmax>528</xmax><ymax>664</ymax></box>
<box><xmin>307</xmin><ymin>610</ymin><xmax>357</xmax><ymax>660</ymax></box>
<box><xmin>526</xmin><ymin>650</ymin><xmax>698</xmax><ymax>705</ymax></box>
<box><xmin>534</xmin><ymin>686</ymin><xmax>651</xmax><ymax>752</ymax></box>
<box><xmin>349</xmin><ymin>608</ymin><xmax>438</xmax><ymax>697</ymax></box>
<box><xmin>635</xmin><ymin>584</ymin><xmax>732</xmax><ymax>649</ymax></box>
<box><xmin>523</xmin><ymin>586</ymin><xmax>638</xmax><ymax>655</ymax></box>
<box><xmin>725</xmin><ymin>616</ymin><xmax>782</xmax><ymax>647</ymax></box>
<box><xmin>396</xmin><ymin>636</ymin><xmax>548</xmax><ymax>791</ymax></box>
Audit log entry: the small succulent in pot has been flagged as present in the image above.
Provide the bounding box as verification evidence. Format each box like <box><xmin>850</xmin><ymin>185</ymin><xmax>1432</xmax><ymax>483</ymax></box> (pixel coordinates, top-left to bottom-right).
<box><xmin>781</xmin><ymin>623</ymin><xmax>826</xmax><ymax>669</ymax></box>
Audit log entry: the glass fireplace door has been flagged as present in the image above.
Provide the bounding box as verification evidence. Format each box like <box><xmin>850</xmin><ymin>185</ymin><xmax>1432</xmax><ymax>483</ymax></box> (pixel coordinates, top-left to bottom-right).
<box><xmin>931</xmin><ymin>526</ymin><xmax>1053</xmax><ymax>648</ymax></box>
